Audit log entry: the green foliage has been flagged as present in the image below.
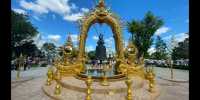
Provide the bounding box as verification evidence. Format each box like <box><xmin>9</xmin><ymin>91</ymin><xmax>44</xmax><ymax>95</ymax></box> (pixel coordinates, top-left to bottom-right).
<box><xmin>87</xmin><ymin>51</ymin><xmax>96</xmax><ymax>60</ymax></box>
<box><xmin>42</xmin><ymin>43</ymin><xmax>56</xmax><ymax>51</ymax></box>
<box><xmin>11</xmin><ymin>10</ymin><xmax>38</xmax><ymax>47</ymax></box>
<box><xmin>32</xmin><ymin>64</ymin><xmax>39</xmax><ymax>68</ymax></box>
<box><xmin>41</xmin><ymin>63</ymin><xmax>48</xmax><ymax>67</ymax></box>
<box><xmin>151</xmin><ymin>36</ymin><xmax>168</xmax><ymax>59</ymax></box>
<box><xmin>13</xmin><ymin>41</ymin><xmax>42</xmax><ymax>57</ymax></box>
<box><xmin>11</xmin><ymin>10</ymin><xmax>39</xmax><ymax>59</ymax></box>
<box><xmin>172</xmin><ymin>34</ymin><xmax>189</xmax><ymax>60</ymax></box>
<box><xmin>127</xmin><ymin>11</ymin><xmax>163</xmax><ymax>59</ymax></box>
<box><xmin>41</xmin><ymin>42</ymin><xmax>57</xmax><ymax>60</ymax></box>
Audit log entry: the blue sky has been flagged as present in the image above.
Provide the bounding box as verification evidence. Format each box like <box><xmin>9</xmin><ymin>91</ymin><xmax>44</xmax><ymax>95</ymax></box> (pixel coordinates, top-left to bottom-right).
<box><xmin>12</xmin><ymin>0</ymin><xmax>189</xmax><ymax>54</ymax></box>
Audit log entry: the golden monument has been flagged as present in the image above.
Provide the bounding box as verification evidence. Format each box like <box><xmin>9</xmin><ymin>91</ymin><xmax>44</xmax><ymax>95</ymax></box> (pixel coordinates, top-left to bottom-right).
<box><xmin>43</xmin><ymin>0</ymin><xmax>157</xmax><ymax>100</ymax></box>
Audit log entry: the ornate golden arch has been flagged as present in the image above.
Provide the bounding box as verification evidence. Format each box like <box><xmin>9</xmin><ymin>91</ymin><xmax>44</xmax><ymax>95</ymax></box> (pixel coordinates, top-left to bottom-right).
<box><xmin>78</xmin><ymin>1</ymin><xmax>124</xmax><ymax>62</ymax></box>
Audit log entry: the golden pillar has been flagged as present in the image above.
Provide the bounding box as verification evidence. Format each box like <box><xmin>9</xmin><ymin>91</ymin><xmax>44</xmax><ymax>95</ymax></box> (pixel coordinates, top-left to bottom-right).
<box><xmin>85</xmin><ymin>76</ymin><xmax>93</xmax><ymax>100</ymax></box>
<box><xmin>146</xmin><ymin>69</ymin><xmax>155</xmax><ymax>93</ymax></box>
<box><xmin>125</xmin><ymin>75</ymin><xmax>133</xmax><ymax>100</ymax></box>
<box><xmin>54</xmin><ymin>70</ymin><xmax>62</xmax><ymax>95</ymax></box>
<box><xmin>46</xmin><ymin>68</ymin><xmax>53</xmax><ymax>86</ymax></box>
<box><xmin>101</xmin><ymin>65</ymin><xmax>109</xmax><ymax>86</ymax></box>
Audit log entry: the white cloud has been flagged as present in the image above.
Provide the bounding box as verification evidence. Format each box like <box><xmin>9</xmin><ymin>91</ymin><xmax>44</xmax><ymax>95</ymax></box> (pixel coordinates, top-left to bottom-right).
<box><xmin>33</xmin><ymin>15</ymin><xmax>41</xmax><ymax>21</ymax></box>
<box><xmin>105</xmin><ymin>37</ymin><xmax>114</xmax><ymax>43</ymax></box>
<box><xmin>63</xmin><ymin>12</ymin><xmax>83</xmax><ymax>21</ymax></box>
<box><xmin>105</xmin><ymin>37</ymin><xmax>114</xmax><ymax>47</ymax></box>
<box><xmin>20</xmin><ymin>0</ymin><xmax>48</xmax><ymax>14</ymax></box>
<box><xmin>148</xmin><ymin>47</ymin><xmax>156</xmax><ymax>55</ymax></box>
<box><xmin>163</xmin><ymin>32</ymin><xmax>189</xmax><ymax>42</ymax></box>
<box><xmin>37</xmin><ymin>0</ymin><xmax>71</xmax><ymax>15</ymax></box>
<box><xmin>155</xmin><ymin>26</ymin><xmax>170</xmax><ymax>36</ymax></box>
<box><xmin>81</xmin><ymin>8</ymin><xmax>89</xmax><ymax>13</ymax></box>
<box><xmin>71</xmin><ymin>34</ymin><xmax>78</xmax><ymax>42</ymax></box>
<box><xmin>32</xmin><ymin>33</ymin><xmax>63</xmax><ymax>49</ymax></box>
<box><xmin>71</xmin><ymin>3</ymin><xmax>77</xmax><ymax>10</ymax></box>
<box><xmin>32</xmin><ymin>33</ymin><xmax>46</xmax><ymax>49</ymax></box>
<box><xmin>47</xmin><ymin>34</ymin><xmax>61</xmax><ymax>42</ymax></box>
<box><xmin>19</xmin><ymin>0</ymin><xmax>89</xmax><ymax>22</ymax></box>
<box><xmin>93</xmin><ymin>35</ymin><xmax>98</xmax><ymax>41</ymax></box>
<box><xmin>86</xmin><ymin>45</ymin><xmax>95</xmax><ymax>52</ymax></box>
<box><xmin>13</xmin><ymin>8</ymin><xmax>26</xmax><ymax>14</ymax></box>
<box><xmin>175</xmin><ymin>33</ymin><xmax>189</xmax><ymax>42</ymax></box>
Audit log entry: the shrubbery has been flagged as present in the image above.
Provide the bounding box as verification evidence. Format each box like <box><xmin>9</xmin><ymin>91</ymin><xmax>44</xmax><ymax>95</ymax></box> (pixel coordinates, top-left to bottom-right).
<box><xmin>41</xmin><ymin>63</ymin><xmax>48</xmax><ymax>67</ymax></box>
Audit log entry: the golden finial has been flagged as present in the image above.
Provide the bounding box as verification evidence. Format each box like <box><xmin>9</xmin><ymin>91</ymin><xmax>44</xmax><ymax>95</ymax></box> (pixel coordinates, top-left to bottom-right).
<box><xmin>97</xmin><ymin>0</ymin><xmax>105</xmax><ymax>8</ymax></box>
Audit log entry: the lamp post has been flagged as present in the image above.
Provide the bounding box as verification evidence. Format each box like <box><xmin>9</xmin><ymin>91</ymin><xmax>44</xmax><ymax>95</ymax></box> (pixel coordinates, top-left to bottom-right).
<box><xmin>169</xmin><ymin>57</ymin><xmax>174</xmax><ymax>79</ymax></box>
<box><xmin>166</xmin><ymin>34</ymin><xmax>177</xmax><ymax>80</ymax></box>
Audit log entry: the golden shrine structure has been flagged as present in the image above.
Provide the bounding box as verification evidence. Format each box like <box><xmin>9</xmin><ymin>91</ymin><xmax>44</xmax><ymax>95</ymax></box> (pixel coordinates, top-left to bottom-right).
<box><xmin>42</xmin><ymin>0</ymin><xmax>160</xmax><ymax>100</ymax></box>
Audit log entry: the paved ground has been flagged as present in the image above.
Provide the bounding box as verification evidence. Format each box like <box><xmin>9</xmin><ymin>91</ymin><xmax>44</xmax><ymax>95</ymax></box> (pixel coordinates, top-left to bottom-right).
<box><xmin>11</xmin><ymin>66</ymin><xmax>189</xmax><ymax>100</ymax></box>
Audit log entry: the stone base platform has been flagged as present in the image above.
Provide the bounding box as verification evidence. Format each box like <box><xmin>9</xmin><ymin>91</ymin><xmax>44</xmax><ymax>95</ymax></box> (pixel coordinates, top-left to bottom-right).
<box><xmin>42</xmin><ymin>76</ymin><xmax>160</xmax><ymax>100</ymax></box>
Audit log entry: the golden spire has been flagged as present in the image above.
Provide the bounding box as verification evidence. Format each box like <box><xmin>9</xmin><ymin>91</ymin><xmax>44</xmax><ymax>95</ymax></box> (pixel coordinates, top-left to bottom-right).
<box><xmin>97</xmin><ymin>0</ymin><xmax>105</xmax><ymax>8</ymax></box>
<box><xmin>65</xmin><ymin>33</ymin><xmax>73</xmax><ymax>51</ymax></box>
<box><xmin>66</xmin><ymin>33</ymin><xmax>73</xmax><ymax>47</ymax></box>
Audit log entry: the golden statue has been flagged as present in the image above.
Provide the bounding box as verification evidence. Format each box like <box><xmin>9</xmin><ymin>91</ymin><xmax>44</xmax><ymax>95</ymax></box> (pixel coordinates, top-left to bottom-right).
<box><xmin>44</xmin><ymin>0</ymin><xmax>156</xmax><ymax>99</ymax></box>
<box><xmin>126</xmin><ymin>39</ymin><xmax>138</xmax><ymax>66</ymax></box>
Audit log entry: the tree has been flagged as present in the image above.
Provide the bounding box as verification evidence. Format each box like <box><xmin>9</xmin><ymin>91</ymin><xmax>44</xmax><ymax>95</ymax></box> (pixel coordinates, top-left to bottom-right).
<box><xmin>151</xmin><ymin>36</ymin><xmax>168</xmax><ymax>59</ymax></box>
<box><xmin>11</xmin><ymin>10</ymin><xmax>38</xmax><ymax>58</ymax></box>
<box><xmin>127</xmin><ymin>11</ymin><xmax>163</xmax><ymax>61</ymax></box>
<box><xmin>42</xmin><ymin>43</ymin><xmax>56</xmax><ymax>51</ymax></box>
<box><xmin>88</xmin><ymin>51</ymin><xmax>96</xmax><ymax>60</ymax></box>
<box><xmin>172</xmin><ymin>33</ymin><xmax>189</xmax><ymax>60</ymax></box>
<box><xmin>41</xmin><ymin>42</ymin><xmax>57</xmax><ymax>63</ymax></box>
<box><xmin>13</xmin><ymin>40</ymin><xmax>41</xmax><ymax>58</ymax></box>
